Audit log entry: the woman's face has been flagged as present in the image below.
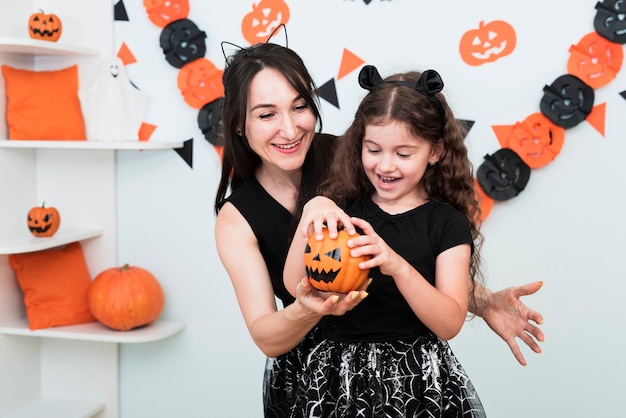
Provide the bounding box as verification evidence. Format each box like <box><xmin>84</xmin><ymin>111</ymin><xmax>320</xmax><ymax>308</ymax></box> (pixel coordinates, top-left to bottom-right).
<box><xmin>244</xmin><ymin>68</ymin><xmax>316</xmax><ymax>174</ymax></box>
<box><xmin>362</xmin><ymin>120</ymin><xmax>441</xmax><ymax>211</ymax></box>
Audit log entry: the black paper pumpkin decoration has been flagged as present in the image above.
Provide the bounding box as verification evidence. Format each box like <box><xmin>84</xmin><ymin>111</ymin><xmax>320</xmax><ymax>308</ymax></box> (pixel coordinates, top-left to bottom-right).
<box><xmin>476</xmin><ymin>148</ymin><xmax>531</xmax><ymax>201</ymax></box>
<box><xmin>304</xmin><ymin>228</ymin><xmax>370</xmax><ymax>294</ymax></box>
<box><xmin>159</xmin><ymin>18</ymin><xmax>206</xmax><ymax>69</ymax></box>
<box><xmin>540</xmin><ymin>74</ymin><xmax>594</xmax><ymax>129</ymax></box>
<box><xmin>594</xmin><ymin>0</ymin><xmax>626</xmax><ymax>44</ymax></box>
<box><xmin>197</xmin><ymin>97</ymin><xmax>224</xmax><ymax>146</ymax></box>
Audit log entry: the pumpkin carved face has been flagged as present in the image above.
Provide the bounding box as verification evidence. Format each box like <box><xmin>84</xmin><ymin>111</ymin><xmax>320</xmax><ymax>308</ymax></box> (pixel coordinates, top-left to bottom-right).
<box><xmin>28</xmin><ymin>10</ymin><xmax>62</xmax><ymax>42</ymax></box>
<box><xmin>567</xmin><ymin>31</ymin><xmax>623</xmax><ymax>89</ymax></box>
<box><xmin>27</xmin><ymin>202</ymin><xmax>60</xmax><ymax>237</ymax></box>
<box><xmin>304</xmin><ymin>228</ymin><xmax>370</xmax><ymax>293</ymax></box>
<box><xmin>459</xmin><ymin>20</ymin><xmax>516</xmax><ymax>66</ymax></box>
<box><xmin>540</xmin><ymin>74</ymin><xmax>594</xmax><ymax>129</ymax></box>
<box><xmin>176</xmin><ymin>58</ymin><xmax>224</xmax><ymax>109</ymax></box>
<box><xmin>241</xmin><ymin>0</ymin><xmax>290</xmax><ymax>45</ymax></box>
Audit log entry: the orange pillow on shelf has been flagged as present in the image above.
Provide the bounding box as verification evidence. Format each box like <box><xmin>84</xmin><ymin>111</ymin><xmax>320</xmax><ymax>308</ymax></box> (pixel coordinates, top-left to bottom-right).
<box><xmin>8</xmin><ymin>242</ymin><xmax>96</xmax><ymax>330</ymax></box>
<box><xmin>1</xmin><ymin>64</ymin><xmax>86</xmax><ymax>140</ymax></box>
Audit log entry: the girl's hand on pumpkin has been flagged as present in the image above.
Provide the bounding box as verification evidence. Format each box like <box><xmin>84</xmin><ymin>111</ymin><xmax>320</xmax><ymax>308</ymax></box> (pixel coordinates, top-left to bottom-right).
<box><xmin>347</xmin><ymin>217</ymin><xmax>405</xmax><ymax>277</ymax></box>
<box><xmin>301</xmin><ymin>196</ymin><xmax>356</xmax><ymax>240</ymax></box>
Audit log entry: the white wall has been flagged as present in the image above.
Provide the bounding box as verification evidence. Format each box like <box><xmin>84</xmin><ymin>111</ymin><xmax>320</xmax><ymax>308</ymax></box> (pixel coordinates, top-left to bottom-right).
<box><xmin>114</xmin><ymin>1</ymin><xmax>626</xmax><ymax>416</ymax></box>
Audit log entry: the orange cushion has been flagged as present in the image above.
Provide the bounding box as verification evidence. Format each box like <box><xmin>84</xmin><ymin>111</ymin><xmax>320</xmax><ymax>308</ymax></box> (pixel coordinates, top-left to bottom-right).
<box><xmin>8</xmin><ymin>242</ymin><xmax>96</xmax><ymax>330</ymax></box>
<box><xmin>1</xmin><ymin>64</ymin><xmax>86</xmax><ymax>140</ymax></box>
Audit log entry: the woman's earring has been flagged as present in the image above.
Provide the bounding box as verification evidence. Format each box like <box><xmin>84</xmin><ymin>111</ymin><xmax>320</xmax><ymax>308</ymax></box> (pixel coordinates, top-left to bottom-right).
<box><xmin>236</xmin><ymin>130</ymin><xmax>242</xmax><ymax>137</ymax></box>
<box><xmin>429</xmin><ymin>160</ymin><xmax>436</xmax><ymax>166</ymax></box>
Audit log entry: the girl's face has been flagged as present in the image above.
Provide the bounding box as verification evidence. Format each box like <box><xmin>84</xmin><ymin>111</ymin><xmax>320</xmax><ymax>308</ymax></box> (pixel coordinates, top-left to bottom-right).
<box><xmin>362</xmin><ymin>120</ymin><xmax>441</xmax><ymax>212</ymax></box>
<box><xmin>244</xmin><ymin>68</ymin><xmax>316</xmax><ymax>174</ymax></box>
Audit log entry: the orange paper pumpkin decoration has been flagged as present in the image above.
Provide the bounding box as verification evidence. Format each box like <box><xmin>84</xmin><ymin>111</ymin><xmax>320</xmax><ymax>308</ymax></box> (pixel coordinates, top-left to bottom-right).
<box><xmin>177</xmin><ymin>58</ymin><xmax>224</xmax><ymax>109</ymax></box>
<box><xmin>304</xmin><ymin>228</ymin><xmax>370</xmax><ymax>293</ymax></box>
<box><xmin>143</xmin><ymin>0</ymin><xmax>190</xmax><ymax>28</ymax></box>
<box><xmin>27</xmin><ymin>202</ymin><xmax>60</xmax><ymax>237</ymax></box>
<box><xmin>241</xmin><ymin>0</ymin><xmax>290</xmax><ymax>45</ymax></box>
<box><xmin>504</xmin><ymin>112</ymin><xmax>565</xmax><ymax>169</ymax></box>
<box><xmin>88</xmin><ymin>264</ymin><xmax>165</xmax><ymax>331</ymax></box>
<box><xmin>28</xmin><ymin>10</ymin><xmax>62</xmax><ymax>42</ymax></box>
<box><xmin>567</xmin><ymin>31</ymin><xmax>623</xmax><ymax>89</ymax></box>
<box><xmin>459</xmin><ymin>20</ymin><xmax>516</xmax><ymax>66</ymax></box>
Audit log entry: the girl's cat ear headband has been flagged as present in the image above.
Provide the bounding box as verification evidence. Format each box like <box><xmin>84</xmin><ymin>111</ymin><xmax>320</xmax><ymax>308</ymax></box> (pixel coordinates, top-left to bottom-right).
<box><xmin>358</xmin><ymin>64</ymin><xmax>446</xmax><ymax>119</ymax></box>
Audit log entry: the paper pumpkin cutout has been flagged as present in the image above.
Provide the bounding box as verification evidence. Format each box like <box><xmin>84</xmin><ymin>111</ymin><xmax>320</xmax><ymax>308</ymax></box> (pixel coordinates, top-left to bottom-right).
<box><xmin>459</xmin><ymin>20</ymin><xmax>516</xmax><ymax>66</ymax></box>
<box><xmin>197</xmin><ymin>97</ymin><xmax>224</xmax><ymax>147</ymax></box>
<box><xmin>241</xmin><ymin>0</ymin><xmax>290</xmax><ymax>45</ymax></box>
<box><xmin>540</xmin><ymin>74</ymin><xmax>594</xmax><ymax>129</ymax></box>
<box><xmin>567</xmin><ymin>31</ymin><xmax>623</xmax><ymax>89</ymax></box>
<box><xmin>143</xmin><ymin>0</ymin><xmax>190</xmax><ymax>28</ymax></box>
<box><xmin>476</xmin><ymin>148</ymin><xmax>531</xmax><ymax>201</ymax></box>
<box><xmin>497</xmin><ymin>112</ymin><xmax>565</xmax><ymax>169</ymax></box>
<box><xmin>176</xmin><ymin>58</ymin><xmax>224</xmax><ymax>109</ymax></box>
<box><xmin>594</xmin><ymin>0</ymin><xmax>626</xmax><ymax>44</ymax></box>
<box><xmin>159</xmin><ymin>18</ymin><xmax>206</xmax><ymax>69</ymax></box>
<box><xmin>78</xmin><ymin>56</ymin><xmax>149</xmax><ymax>141</ymax></box>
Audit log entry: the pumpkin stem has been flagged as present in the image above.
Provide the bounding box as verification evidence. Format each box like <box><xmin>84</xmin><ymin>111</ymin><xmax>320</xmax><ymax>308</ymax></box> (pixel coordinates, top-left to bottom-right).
<box><xmin>120</xmin><ymin>263</ymin><xmax>130</xmax><ymax>271</ymax></box>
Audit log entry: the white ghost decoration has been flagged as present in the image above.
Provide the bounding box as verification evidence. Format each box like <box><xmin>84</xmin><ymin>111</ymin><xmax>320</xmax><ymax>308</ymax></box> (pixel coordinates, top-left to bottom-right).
<box><xmin>78</xmin><ymin>56</ymin><xmax>149</xmax><ymax>141</ymax></box>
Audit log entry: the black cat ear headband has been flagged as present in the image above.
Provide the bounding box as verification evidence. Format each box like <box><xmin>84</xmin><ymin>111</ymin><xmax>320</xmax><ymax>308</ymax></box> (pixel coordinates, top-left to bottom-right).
<box><xmin>220</xmin><ymin>24</ymin><xmax>288</xmax><ymax>63</ymax></box>
<box><xmin>358</xmin><ymin>64</ymin><xmax>446</xmax><ymax>119</ymax></box>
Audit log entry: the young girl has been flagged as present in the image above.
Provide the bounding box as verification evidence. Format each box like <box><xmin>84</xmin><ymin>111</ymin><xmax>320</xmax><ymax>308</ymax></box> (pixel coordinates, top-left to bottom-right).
<box><xmin>284</xmin><ymin>65</ymin><xmax>487</xmax><ymax>417</ymax></box>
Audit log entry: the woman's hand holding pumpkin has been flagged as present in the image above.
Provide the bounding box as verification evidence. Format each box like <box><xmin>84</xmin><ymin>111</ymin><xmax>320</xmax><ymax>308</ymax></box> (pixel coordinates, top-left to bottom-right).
<box><xmin>294</xmin><ymin>277</ymin><xmax>368</xmax><ymax>317</ymax></box>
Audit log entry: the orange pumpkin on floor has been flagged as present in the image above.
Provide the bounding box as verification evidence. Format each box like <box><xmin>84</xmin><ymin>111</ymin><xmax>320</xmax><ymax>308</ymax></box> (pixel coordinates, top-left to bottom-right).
<box><xmin>304</xmin><ymin>228</ymin><xmax>370</xmax><ymax>293</ymax></box>
<box><xmin>28</xmin><ymin>10</ymin><xmax>62</xmax><ymax>42</ymax></box>
<box><xmin>88</xmin><ymin>264</ymin><xmax>165</xmax><ymax>331</ymax></box>
<box><xmin>27</xmin><ymin>202</ymin><xmax>60</xmax><ymax>237</ymax></box>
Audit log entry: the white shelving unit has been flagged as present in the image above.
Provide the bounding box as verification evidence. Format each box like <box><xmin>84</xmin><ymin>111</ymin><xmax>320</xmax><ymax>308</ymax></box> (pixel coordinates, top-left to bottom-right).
<box><xmin>0</xmin><ymin>2</ymin><xmax>185</xmax><ymax>417</ymax></box>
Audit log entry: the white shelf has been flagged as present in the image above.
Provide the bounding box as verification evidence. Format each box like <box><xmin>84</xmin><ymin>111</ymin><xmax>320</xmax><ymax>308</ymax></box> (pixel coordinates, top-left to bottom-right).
<box><xmin>3</xmin><ymin>398</ymin><xmax>104</xmax><ymax>418</ymax></box>
<box><xmin>0</xmin><ymin>319</ymin><xmax>184</xmax><ymax>343</ymax></box>
<box><xmin>0</xmin><ymin>140</ymin><xmax>184</xmax><ymax>150</ymax></box>
<box><xmin>0</xmin><ymin>227</ymin><xmax>102</xmax><ymax>255</ymax></box>
<box><xmin>0</xmin><ymin>37</ymin><xmax>98</xmax><ymax>56</ymax></box>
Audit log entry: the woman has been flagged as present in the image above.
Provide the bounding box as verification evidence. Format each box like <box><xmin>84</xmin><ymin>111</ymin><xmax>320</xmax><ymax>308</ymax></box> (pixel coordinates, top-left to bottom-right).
<box><xmin>214</xmin><ymin>43</ymin><xmax>543</xmax><ymax>417</ymax></box>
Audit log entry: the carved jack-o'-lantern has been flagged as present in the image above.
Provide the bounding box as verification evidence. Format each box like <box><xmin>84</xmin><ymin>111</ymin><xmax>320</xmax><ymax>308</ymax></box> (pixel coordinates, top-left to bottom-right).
<box><xmin>143</xmin><ymin>0</ymin><xmax>190</xmax><ymax>28</ymax></box>
<box><xmin>540</xmin><ymin>74</ymin><xmax>594</xmax><ymax>129</ymax></box>
<box><xmin>505</xmin><ymin>112</ymin><xmax>565</xmax><ymax>169</ymax></box>
<box><xmin>594</xmin><ymin>0</ymin><xmax>626</xmax><ymax>44</ymax></box>
<box><xmin>304</xmin><ymin>228</ymin><xmax>370</xmax><ymax>294</ymax></box>
<box><xmin>28</xmin><ymin>10</ymin><xmax>62</xmax><ymax>42</ymax></box>
<box><xmin>241</xmin><ymin>0</ymin><xmax>291</xmax><ymax>45</ymax></box>
<box><xmin>159</xmin><ymin>18</ymin><xmax>206</xmax><ymax>69</ymax></box>
<box><xmin>459</xmin><ymin>20</ymin><xmax>516</xmax><ymax>66</ymax></box>
<box><xmin>27</xmin><ymin>202</ymin><xmax>60</xmax><ymax>237</ymax></box>
<box><xmin>476</xmin><ymin>148</ymin><xmax>531</xmax><ymax>201</ymax></box>
<box><xmin>567</xmin><ymin>31</ymin><xmax>623</xmax><ymax>89</ymax></box>
<box><xmin>177</xmin><ymin>58</ymin><xmax>224</xmax><ymax>109</ymax></box>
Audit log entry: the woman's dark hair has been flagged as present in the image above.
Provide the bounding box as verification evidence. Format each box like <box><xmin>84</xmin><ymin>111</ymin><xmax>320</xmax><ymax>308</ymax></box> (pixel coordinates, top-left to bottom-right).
<box><xmin>214</xmin><ymin>43</ymin><xmax>322</xmax><ymax>214</ymax></box>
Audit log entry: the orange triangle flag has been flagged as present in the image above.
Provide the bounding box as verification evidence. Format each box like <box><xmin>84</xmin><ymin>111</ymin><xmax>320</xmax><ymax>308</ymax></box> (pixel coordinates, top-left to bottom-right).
<box><xmin>338</xmin><ymin>48</ymin><xmax>365</xmax><ymax>80</ymax></box>
<box><xmin>492</xmin><ymin>124</ymin><xmax>516</xmax><ymax>148</ymax></box>
<box><xmin>586</xmin><ymin>102</ymin><xmax>606</xmax><ymax>137</ymax></box>
<box><xmin>138</xmin><ymin>122</ymin><xmax>157</xmax><ymax>141</ymax></box>
<box><xmin>117</xmin><ymin>42</ymin><xmax>137</xmax><ymax>66</ymax></box>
